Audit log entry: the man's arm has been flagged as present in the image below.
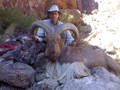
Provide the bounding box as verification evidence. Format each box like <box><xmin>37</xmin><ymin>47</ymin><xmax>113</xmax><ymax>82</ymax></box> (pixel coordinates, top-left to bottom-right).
<box><xmin>65</xmin><ymin>30</ymin><xmax>76</xmax><ymax>47</ymax></box>
<box><xmin>36</xmin><ymin>28</ymin><xmax>46</xmax><ymax>41</ymax></box>
<box><xmin>31</xmin><ymin>28</ymin><xmax>46</xmax><ymax>42</ymax></box>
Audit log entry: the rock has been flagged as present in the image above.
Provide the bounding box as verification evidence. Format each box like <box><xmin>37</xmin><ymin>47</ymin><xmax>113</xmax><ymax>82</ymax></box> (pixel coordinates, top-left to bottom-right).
<box><xmin>35</xmin><ymin>72</ymin><xmax>46</xmax><ymax>82</ymax></box>
<box><xmin>29</xmin><ymin>78</ymin><xmax>59</xmax><ymax>90</ymax></box>
<box><xmin>82</xmin><ymin>0</ymin><xmax>98</xmax><ymax>14</ymax></box>
<box><xmin>82</xmin><ymin>0</ymin><xmax>120</xmax><ymax>61</ymax></box>
<box><xmin>76</xmin><ymin>0</ymin><xmax>82</xmax><ymax>12</ymax></box>
<box><xmin>45</xmin><ymin>0</ymin><xmax>77</xmax><ymax>12</ymax></box>
<box><xmin>20</xmin><ymin>40</ymin><xmax>33</xmax><ymax>51</ymax></box>
<box><xmin>0</xmin><ymin>57</ymin><xmax>4</xmax><ymax>63</ymax></box>
<box><xmin>0</xmin><ymin>23</ymin><xmax>16</xmax><ymax>43</ymax></box>
<box><xmin>76</xmin><ymin>24</ymin><xmax>92</xmax><ymax>40</ymax></box>
<box><xmin>0</xmin><ymin>48</ymin><xmax>10</xmax><ymax>56</ymax></box>
<box><xmin>0</xmin><ymin>61</ymin><xmax>36</xmax><ymax>88</ymax></box>
<box><xmin>0</xmin><ymin>83</ymin><xmax>24</xmax><ymax>90</ymax></box>
<box><xmin>62</xmin><ymin>67</ymin><xmax>120</xmax><ymax>90</ymax></box>
<box><xmin>34</xmin><ymin>52</ymin><xmax>47</xmax><ymax>68</ymax></box>
<box><xmin>21</xmin><ymin>42</ymin><xmax>46</xmax><ymax>65</ymax></box>
<box><xmin>0</xmin><ymin>40</ymin><xmax>21</xmax><ymax>56</ymax></box>
<box><xmin>15</xmin><ymin>35</ymin><xmax>34</xmax><ymax>51</ymax></box>
<box><xmin>56</xmin><ymin>85</ymin><xmax>64</xmax><ymax>90</ymax></box>
<box><xmin>60</xmin><ymin>9</ymin><xmax>82</xmax><ymax>25</ymax></box>
<box><xmin>2</xmin><ymin>48</ymin><xmax>21</xmax><ymax>60</ymax></box>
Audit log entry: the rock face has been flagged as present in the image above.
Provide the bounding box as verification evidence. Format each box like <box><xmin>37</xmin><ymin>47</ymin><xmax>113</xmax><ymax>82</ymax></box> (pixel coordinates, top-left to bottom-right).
<box><xmin>0</xmin><ymin>0</ymin><xmax>98</xmax><ymax>17</ymax></box>
<box><xmin>27</xmin><ymin>67</ymin><xmax>120</xmax><ymax>90</ymax></box>
<box><xmin>76</xmin><ymin>0</ymin><xmax>82</xmax><ymax>12</ymax></box>
<box><xmin>0</xmin><ymin>61</ymin><xmax>36</xmax><ymax>88</ymax></box>
<box><xmin>82</xmin><ymin>0</ymin><xmax>98</xmax><ymax>14</ymax></box>
<box><xmin>0</xmin><ymin>0</ymin><xmax>77</xmax><ymax>17</ymax></box>
<box><xmin>82</xmin><ymin>0</ymin><xmax>120</xmax><ymax>62</ymax></box>
<box><xmin>30</xmin><ymin>78</ymin><xmax>59</xmax><ymax>90</ymax></box>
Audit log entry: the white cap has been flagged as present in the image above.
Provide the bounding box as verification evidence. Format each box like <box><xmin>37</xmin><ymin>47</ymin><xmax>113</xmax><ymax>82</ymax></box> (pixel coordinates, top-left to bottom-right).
<box><xmin>48</xmin><ymin>5</ymin><xmax>60</xmax><ymax>12</ymax></box>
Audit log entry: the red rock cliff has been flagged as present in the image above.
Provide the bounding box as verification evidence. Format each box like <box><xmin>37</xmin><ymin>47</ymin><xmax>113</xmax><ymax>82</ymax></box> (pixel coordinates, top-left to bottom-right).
<box><xmin>0</xmin><ymin>0</ymin><xmax>98</xmax><ymax>17</ymax></box>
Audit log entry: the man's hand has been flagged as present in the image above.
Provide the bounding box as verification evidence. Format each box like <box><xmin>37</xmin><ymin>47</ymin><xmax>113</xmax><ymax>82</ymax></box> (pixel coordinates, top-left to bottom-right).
<box><xmin>31</xmin><ymin>35</ymin><xmax>38</xmax><ymax>41</ymax></box>
<box><xmin>69</xmin><ymin>40</ymin><xmax>76</xmax><ymax>47</ymax></box>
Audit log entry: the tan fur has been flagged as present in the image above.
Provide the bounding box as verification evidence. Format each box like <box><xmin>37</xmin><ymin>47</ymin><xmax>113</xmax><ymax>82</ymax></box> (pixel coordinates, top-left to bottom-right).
<box><xmin>30</xmin><ymin>20</ymin><xmax>120</xmax><ymax>74</ymax></box>
<box><xmin>46</xmin><ymin>62</ymin><xmax>90</xmax><ymax>82</ymax></box>
<box><xmin>45</xmin><ymin>33</ymin><xmax>120</xmax><ymax>74</ymax></box>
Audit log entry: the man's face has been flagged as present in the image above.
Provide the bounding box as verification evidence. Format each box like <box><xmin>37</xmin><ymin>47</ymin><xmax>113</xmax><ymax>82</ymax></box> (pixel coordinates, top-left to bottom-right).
<box><xmin>49</xmin><ymin>11</ymin><xmax>59</xmax><ymax>23</ymax></box>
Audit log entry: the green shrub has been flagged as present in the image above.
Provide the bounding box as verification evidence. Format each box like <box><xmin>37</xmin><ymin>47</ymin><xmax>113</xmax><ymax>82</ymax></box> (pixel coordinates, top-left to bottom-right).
<box><xmin>59</xmin><ymin>10</ymin><xmax>74</xmax><ymax>23</ymax></box>
<box><xmin>16</xmin><ymin>16</ymin><xmax>37</xmax><ymax>31</ymax></box>
<box><xmin>0</xmin><ymin>7</ymin><xmax>38</xmax><ymax>34</ymax></box>
<box><xmin>40</xmin><ymin>12</ymin><xmax>47</xmax><ymax>19</ymax></box>
<box><xmin>0</xmin><ymin>7</ymin><xmax>22</xmax><ymax>35</ymax></box>
<box><xmin>0</xmin><ymin>27</ymin><xmax>4</xmax><ymax>35</ymax></box>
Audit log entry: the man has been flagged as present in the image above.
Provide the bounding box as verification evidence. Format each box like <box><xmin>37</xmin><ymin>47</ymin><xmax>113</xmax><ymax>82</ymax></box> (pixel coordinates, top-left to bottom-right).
<box><xmin>34</xmin><ymin>5</ymin><xmax>76</xmax><ymax>46</ymax></box>
<box><xmin>28</xmin><ymin>5</ymin><xmax>76</xmax><ymax>66</ymax></box>
<box><xmin>30</xmin><ymin>5</ymin><xmax>90</xmax><ymax>82</ymax></box>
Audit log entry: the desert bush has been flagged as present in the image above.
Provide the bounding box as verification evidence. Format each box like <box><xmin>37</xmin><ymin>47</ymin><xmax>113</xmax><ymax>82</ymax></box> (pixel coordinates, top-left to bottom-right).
<box><xmin>16</xmin><ymin>16</ymin><xmax>37</xmax><ymax>31</ymax></box>
<box><xmin>0</xmin><ymin>7</ymin><xmax>22</xmax><ymax>35</ymax></box>
<box><xmin>40</xmin><ymin>12</ymin><xmax>47</xmax><ymax>20</ymax></box>
<box><xmin>0</xmin><ymin>7</ymin><xmax>38</xmax><ymax>35</ymax></box>
<box><xmin>59</xmin><ymin>10</ymin><xmax>74</xmax><ymax>23</ymax></box>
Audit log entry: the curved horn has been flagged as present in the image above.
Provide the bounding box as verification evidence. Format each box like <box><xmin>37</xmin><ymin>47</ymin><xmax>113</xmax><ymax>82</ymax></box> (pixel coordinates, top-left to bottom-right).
<box><xmin>31</xmin><ymin>20</ymin><xmax>54</xmax><ymax>36</ymax></box>
<box><xmin>54</xmin><ymin>23</ymin><xmax>79</xmax><ymax>41</ymax></box>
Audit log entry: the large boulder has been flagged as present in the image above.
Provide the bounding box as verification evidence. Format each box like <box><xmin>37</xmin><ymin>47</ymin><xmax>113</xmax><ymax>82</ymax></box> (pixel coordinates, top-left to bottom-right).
<box><xmin>62</xmin><ymin>67</ymin><xmax>120</xmax><ymax>90</ymax></box>
<box><xmin>0</xmin><ymin>61</ymin><xmax>36</xmax><ymax>88</ymax></box>
<box><xmin>60</xmin><ymin>9</ymin><xmax>82</xmax><ymax>25</ymax></box>
<box><xmin>1</xmin><ymin>48</ymin><xmax>21</xmax><ymax>60</ymax></box>
<box><xmin>0</xmin><ymin>48</ymin><xmax>10</xmax><ymax>56</ymax></box>
<box><xmin>76</xmin><ymin>0</ymin><xmax>82</xmax><ymax>12</ymax></box>
<box><xmin>82</xmin><ymin>0</ymin><xmax>98</xmax><ymax>14</ymax></box>
<box><xmin>21</xmin><ymin>42</ymin><xmax>46</xmax><ymax>65</ymax></box>
<box><xmin>0</xmin><ymin>83</ymin><xmax>22</xmax><ymax>90</ymax></box>
<box><xmin>28</xmin><ymin>78</ymin><xmax>59</xmax><ymax>90</ymax></box>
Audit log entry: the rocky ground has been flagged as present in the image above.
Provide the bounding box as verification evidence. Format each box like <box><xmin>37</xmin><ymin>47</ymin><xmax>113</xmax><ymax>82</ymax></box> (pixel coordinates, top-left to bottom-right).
<box><xmin>80</xmin><ymin>0</ymin><xmax>120</xmax><ymax>64</ymax></box>
<box><xmin>0</xmin><ymin>0</ymin><xmax>120</xmax><ymax>90</ymax></box>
